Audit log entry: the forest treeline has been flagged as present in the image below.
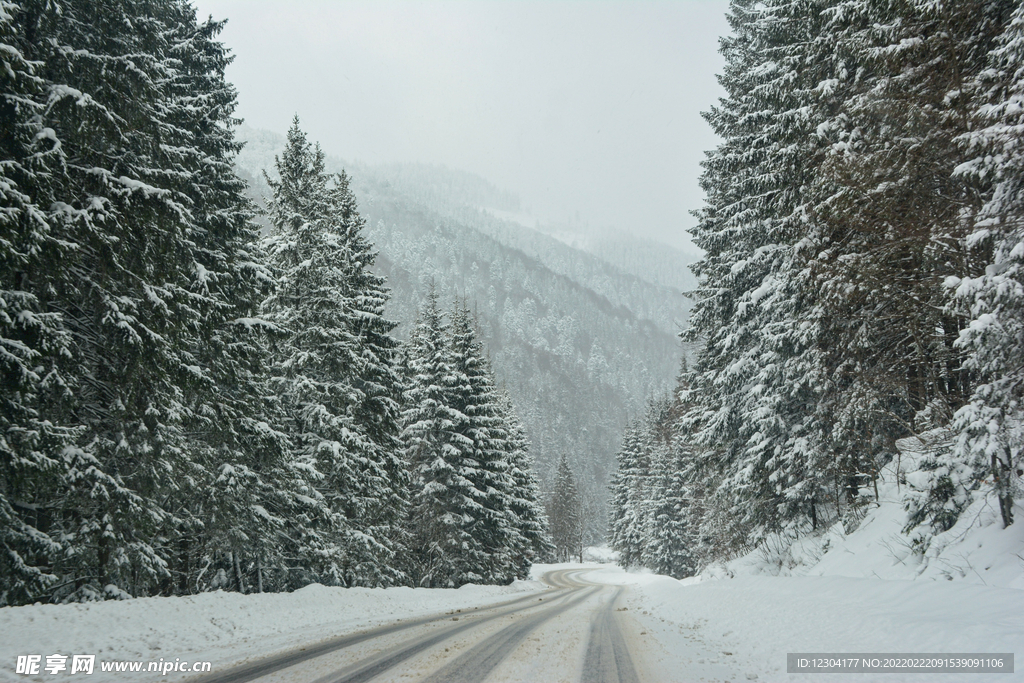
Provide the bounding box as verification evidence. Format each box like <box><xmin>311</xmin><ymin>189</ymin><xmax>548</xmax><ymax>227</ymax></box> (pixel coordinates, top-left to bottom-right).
<box><xmin>0</xmin><ymin>0</ymin><xmax>551</xmax><ymax>606</ymax></box>
<box><xmin>234</xmin><ymin>126</ymin><xmax>688</xmax><ymax>546</ymax></box>
<box><xmin>611</xmin><ymin>0</ymin><xmax>1024</xmax><ymax>576</ymax></box>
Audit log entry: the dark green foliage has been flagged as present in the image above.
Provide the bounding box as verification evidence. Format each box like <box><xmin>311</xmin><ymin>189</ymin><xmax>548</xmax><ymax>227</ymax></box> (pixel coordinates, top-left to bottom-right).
<box><xmin>261</xmin><ymin>118</ymin><xmax>409</xmax><ymax>588</ymax></box>
<box><xmin>402</xmin><ymin>293</ymin><xmax>551</xmax><ymax>586</ymax></box>
<box><xmin>548</xmin><ymin>455</ymin><xmax>583</xmax><ymax>563</ymax></box>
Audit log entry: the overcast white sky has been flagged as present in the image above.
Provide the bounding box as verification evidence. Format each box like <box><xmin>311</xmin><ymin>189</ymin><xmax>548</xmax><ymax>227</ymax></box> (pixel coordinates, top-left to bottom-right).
<box><xmin>191</xmin><ymin>0</ymin><xmax>730</xmax><ymax>251</ymax></box>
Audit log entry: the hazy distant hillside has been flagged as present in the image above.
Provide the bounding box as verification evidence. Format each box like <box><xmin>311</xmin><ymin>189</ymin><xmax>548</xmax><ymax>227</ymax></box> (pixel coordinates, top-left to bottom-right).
<box><xmin>234</xmin><ymin>126</ymin><xmax>687</xmax><ymax>541</ymax></box>
<box><xmin>464</xmin><ymin>211</ymin><xmax>692</xmax><ymax>336</ymax></box>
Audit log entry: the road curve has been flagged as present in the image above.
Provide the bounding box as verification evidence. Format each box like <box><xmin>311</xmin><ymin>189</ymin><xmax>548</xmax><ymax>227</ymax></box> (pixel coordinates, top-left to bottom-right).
<box><xmin>193</xmin><ymin>568</ymin><xmax>641</xmax><ymax>683</ymax></box>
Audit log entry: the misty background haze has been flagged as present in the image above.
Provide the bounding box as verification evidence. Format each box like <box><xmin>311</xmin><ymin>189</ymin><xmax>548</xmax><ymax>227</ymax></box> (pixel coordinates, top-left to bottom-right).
<box><xmin>191</xmin><ymin>0</ymin><xmax>729</xmax><ymax>252</ymax></box>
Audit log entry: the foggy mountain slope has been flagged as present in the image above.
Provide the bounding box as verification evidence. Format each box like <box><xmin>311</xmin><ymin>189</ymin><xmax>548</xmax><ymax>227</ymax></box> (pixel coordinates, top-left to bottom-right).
<box><xmin>234</xmin><ymin>126</ymin><xmax>685</xmax><ymax>541</ymax></box>
<box><xmin>452</xmin><ymin>208</ymin><xmax>693</xmax><ymax>336</ymax></box>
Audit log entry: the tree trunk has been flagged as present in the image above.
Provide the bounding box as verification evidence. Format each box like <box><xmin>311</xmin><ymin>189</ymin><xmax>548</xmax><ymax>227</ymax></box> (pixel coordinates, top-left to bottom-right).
<box><xmin>232</xmin><ymin>551</ymin><xmax>247</xmax><ymax>594</ymax></box>
<box><xmin>992</xmin><ymin>449</ymin><xmax>1015</xmax><ymax>528</ymax></box>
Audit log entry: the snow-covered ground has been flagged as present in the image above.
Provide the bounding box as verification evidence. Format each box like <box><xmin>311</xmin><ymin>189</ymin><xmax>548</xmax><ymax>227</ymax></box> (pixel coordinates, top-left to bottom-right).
<box><xmin>586</xmin><ymin>564</ymin><xmax>1023</xmax><ymax>682</ymax></box>
<box><xmin>590</xmin><ymin>437</ymin><xmax>1024</xmax><ymax>683</ymax></box>
<box><xmin>700</xmin><ymin>434</ymin><xmax>1024</xmax><ymax>591</ymax></box>
<box><xmin>0</xmin><ymin>580</ymin><xmax>546</xmax><ymax>682</ymax></box>
<box><xmin>3</xmin><ymin>460</ymin><xmax>1022</xmax><ymax>683</ymax></box>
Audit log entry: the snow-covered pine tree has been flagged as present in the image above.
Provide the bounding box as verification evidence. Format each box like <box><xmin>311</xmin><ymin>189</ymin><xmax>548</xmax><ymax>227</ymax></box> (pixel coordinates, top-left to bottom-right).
<box><xmin>403</xmin><ymin>290</ymin><xmax>489</xmax><ymax>587</ymax></box>
<box><xmin>261</xmin><ymin>118</ymin><xmax>408</xmax><ymax>588</ymax></box>
<box><xmin>143</xmin><ymin>2</ymin><xmax>296</xmax><ymax>597</ymax></box>
<box><xmin>447</xmin><ymin>302</ymin><xmax>519</xmax><ymax>584</ymax></box>
<box><xmin>685</xmin><ymin>0</ymin><xmax>851</xmax><ymax>550</ymax></box>
<box><xmin>548</xmin><ymin>454</ymin><xmax>583</xmax><ymax>563</ymax></box>
<box><xmin>808</xmin><ymin>0</ymin><xmax>1015</xmax><ymax>538</ymax></box>
<box><xmin>642</xmin><ymin>440</ymin><xmax>698</xmax><ymax>580</ymax></box>
<box><xmin>0</xmin><ymin>0</ymin><xmax>288</xmax><ymax>602</ymax></box>
<box><xmin>498</xmin><ymin>390</ymin><xmax>554</xmax><ymax>573</ymax></box>
<box><xmin>0</xmin><ymin>0</ymin><xmax>80</xmax><ymax>605</ymax></box>
<box><xmin>944</xmin><ymin>0</ymin><xmax>1024</xmax><ymax>530</ymax></box>
<box><xmin>608</xmin><ymin>419</ymin><xmax>648</xmax><ymax>568</ymax></box>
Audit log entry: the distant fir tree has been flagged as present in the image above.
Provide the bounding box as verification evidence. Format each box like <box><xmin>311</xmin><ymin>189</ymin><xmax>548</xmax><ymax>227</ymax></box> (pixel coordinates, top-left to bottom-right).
<box><xmin>608</xmin><ymin>420</ymin><xmax>649</xmax><ymax>568</ymax></box>
<box><xmin>499</xmin><ymin>391</ymin><xmax>554</xmax><ymax>570</ymax></box>
<box><xmin>261</xmin><ymin>118</ymin><xmax>408</xmax><ymax>588</ymax></box>
<box><xmin>608</xmin><ymin>389</ymin><xmax>698</xmax><ymax>578</ymax></box>
<box><xmin>640</xmin><ymin>399</ymin><xmax>698</xmax><ymax>579</ymax></box>
<box><xmin>402</xmin><ymin>294</ymin><xmax>547</xmax><ymax>585</ymax></box>
<box><xmin>641</xmin><ymin>446</ymin><xmax>697</xmax><ymax>579</ymax></box>
<box><xmin>548</xmin><ymin>455</ymin><xmax>583</xmax><ymax>563</ymax></box>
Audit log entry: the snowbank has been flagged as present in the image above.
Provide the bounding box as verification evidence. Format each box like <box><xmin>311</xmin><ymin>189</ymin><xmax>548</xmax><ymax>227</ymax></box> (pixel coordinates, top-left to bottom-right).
<box><xmin>701</xmin><ymin>440</ymin><xmax>1024</xmax><ymax>590</ymax></box>
<box><xmin>583</xmin><ymin>545</ymin><xmax>621</xmax><ymax>563</ymax></box>
<box><xmin>0</xmin><ymin>580</ymin><xmax>546</xmax><ymax>682</ymax></box>
<box><xmin>581</xmin><ymin>564</ymin><xmax>1024</xmax><ymax>682</ymax></box>
<box><xmin>593</xmin><ymin>435</ymin><xmax>1024</xmax><ymax>681</ymax></box>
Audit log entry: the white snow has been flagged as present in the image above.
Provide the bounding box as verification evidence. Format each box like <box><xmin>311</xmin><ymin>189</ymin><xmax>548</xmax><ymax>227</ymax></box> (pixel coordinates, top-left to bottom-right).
<box><xmin>588</xmin><ymin>563</ymin><xmax>1024</xmax><ymax>683</ymax></box>
<box><xmin>583</xmin><ymin>439</ymin><xmax>1024</xmax><ymax>682</ymax></box>
<box><xmin>582</xmin><ymin>545</ymin><xmax>620</xmax><ymax>564</ymax></box>
<box><xmin>3</xmin><ymin>451</ymin><xmax>1021</xmax><ymax>683</ymax></box>
<box><xmin>0</xmin><ymin>580</ymin><xmax>546</xmax><ymax>682</ymax></box>
<box><xmin>699</xmin><ymin>442</ymin><xmax>1024</xmax><ymax>590</ymax></box>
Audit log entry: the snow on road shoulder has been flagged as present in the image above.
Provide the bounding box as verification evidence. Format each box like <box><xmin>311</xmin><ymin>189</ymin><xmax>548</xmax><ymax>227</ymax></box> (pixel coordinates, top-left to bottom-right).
<box><xmin>579</xmin><ymin>564</ymin><xmax>1024</xmax><ymax>683</ymax></box>
<box><xmin>0</xmin><ymin>579</ymin><xmax>547</xmax><ymax>682</ymax></box>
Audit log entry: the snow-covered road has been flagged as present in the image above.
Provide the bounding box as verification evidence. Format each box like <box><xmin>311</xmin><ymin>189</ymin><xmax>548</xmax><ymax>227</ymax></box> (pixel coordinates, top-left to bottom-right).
<box><xmin>195</xmin><ymin>568</ymin><xmax>640</xmax><ymax>683</ymax></box>
<box><xmin>3</xmin><ymin>562</ymin><xmax>1021</xmax><ymax>682</ymax></box>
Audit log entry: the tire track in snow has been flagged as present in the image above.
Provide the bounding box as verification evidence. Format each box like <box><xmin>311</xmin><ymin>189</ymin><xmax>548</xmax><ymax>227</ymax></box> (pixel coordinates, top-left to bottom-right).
<box><xmin>416</xmin><ymin>586</ymin><xmax>601</xmax><ymax>683</ymax></box>
<box><xmin>582</xmin><ymin>586</ymin><xmax>640</xmax><ymax>683</ymax></box>
<box><xmin>193</xmin><ymin>584</ymin><xmax>566</xmax><ymax>683</ymax></box>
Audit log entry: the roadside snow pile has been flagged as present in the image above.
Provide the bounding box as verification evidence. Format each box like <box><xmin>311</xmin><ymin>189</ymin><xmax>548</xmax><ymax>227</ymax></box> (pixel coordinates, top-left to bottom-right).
<box><xmin>588</xmin><ymin>564</ymin><xmax>1024</xmax><ymax>683</ymax></box>
<box><xmin>0</xmin><ymin>580</ymin><xmax>546</xmax><ymax>682</ymax></box>
<box><xmin>703</xmin><ymin>432</ymin><xmax>1024</xmax><ymax>590</ymax></box>
<box><xmin>583</xmin><ymin>545</ymin><xmax>620</xmax><ymax>563</ymax></box>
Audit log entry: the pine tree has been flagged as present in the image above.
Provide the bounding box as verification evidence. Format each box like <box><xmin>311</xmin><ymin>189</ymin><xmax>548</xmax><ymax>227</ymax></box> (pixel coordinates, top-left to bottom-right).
<box><xmin>0</xmin><ymin>0</ymin><xmax>79</xmax><ymax>604</ymax></box>
<box><xmin>403</xmin><ymin>290</ymin><xmax>488</xmax><ymax>586</ymax></box>
<box><xmin>642</xmin><ymin>442</ymin><xmax>697</xmax><ymax>579</ymax></box>
<box><xmin>944</xmin><ymin>0</ymin><xmax>1024</xmax><ymax>529</ymax></box>
<box><xmin>609</xmin><ymin>419</ymin><xmax>649</xmax><ymax>567</ymax></box>
<box><xmin>447</xmin><ymin>303</ymin><xmax>519</xmax><ymax>583</ymax></box>
<box><xmin>499</xmin><ymin>391</ymin><xmax>554</xmax><ymax>572</ymax></box>
<box><xmin>261</xmin><ymin>118</ymin><xmax>408</xmax><ymax>587</ymax></box>
<box><xmin>808</xmin><ymin>0</ymin><xmax>1015</xmax><ymax>538</ymax></box>
<box><xmin>0</xmin><ymin>0</ymin><xmax>289</xmax><ymax>602</ymax></box>
<box><xmin>549</xmin><ymin>455</ymin><xmax>583</xmax><ymax>563</ymax></box>
<box><xmin>685</xmin><ymin>0</ymin><xmax>854</xmax><ymax>548</ymax></box>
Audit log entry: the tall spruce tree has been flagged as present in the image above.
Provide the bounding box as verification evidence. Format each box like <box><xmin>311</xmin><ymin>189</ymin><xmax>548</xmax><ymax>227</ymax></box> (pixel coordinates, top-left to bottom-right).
<box><xmin>549</xmin><ymin>455</ymin><xmax>583</xmax><ymax>563</ymax></box>
<box><xmin>261</xmin><ymin>118</ymin><xmax>408</xmax><ymax>588</ymax></box>
<box><xmin>448</xmin><ymin>303</ymin><xmax>519</xmax><ymax>583</ymax></box>
<box><xmin>403</xmin><ymin>290</ymin><xmax>488</xmax><ymax>586</ymax></box>
<box><xmin>945</xmin><ymin>0</ymin><xmax>1024</xmax><ymax>529</ymax></box>
<box><xmin>685</xmin><ymin>0</ymin><xmax>850</xmax><ymax>548</ymax></box>
<box><xmin>0</xmin><ymin>0</ymin><xmax>79</xmax><ymax>604</ymax></box>
<box><xmin>808</xmin><ymin>0</ymin><xmax>1015</xmax><ymax>539</ymax></box>
<box><xmin>0</xmin><ymin>0</ymin><xmax>286</xmax><ymax>603</ymax></box>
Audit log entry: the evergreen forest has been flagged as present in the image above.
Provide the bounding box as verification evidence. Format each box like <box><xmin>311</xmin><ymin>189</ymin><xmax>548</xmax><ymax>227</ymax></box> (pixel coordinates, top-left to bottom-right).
<box><xmin>610</xmin><ymin>0</ymin><xmax>1024</xmax><ymax>579</ymax></box>
<box><xmin>0</xmin><ymin>0</ymin><xmax>549</xmax><ymax>605</ymax></box>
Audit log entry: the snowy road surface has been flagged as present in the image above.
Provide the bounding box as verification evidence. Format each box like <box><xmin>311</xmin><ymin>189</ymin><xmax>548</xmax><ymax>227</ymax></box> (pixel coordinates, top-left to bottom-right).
<box><xmin>194</xmin><ymin>568</ymin><xmax>641</xmax><ymax>683</ymax></box>
<box><xmin>3</xmin><ymin>561</ymin><xmax>1021</xmax><ymax>682</ymax></box>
